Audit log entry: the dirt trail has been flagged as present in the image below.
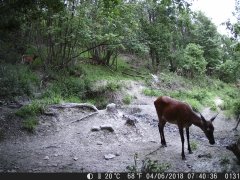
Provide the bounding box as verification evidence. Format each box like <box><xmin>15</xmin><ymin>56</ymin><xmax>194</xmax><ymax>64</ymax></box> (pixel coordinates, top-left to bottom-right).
<box><xmin>0</xmin><ymin>80</ymin><xmax>239</xmax><ymax>173</ymax></box>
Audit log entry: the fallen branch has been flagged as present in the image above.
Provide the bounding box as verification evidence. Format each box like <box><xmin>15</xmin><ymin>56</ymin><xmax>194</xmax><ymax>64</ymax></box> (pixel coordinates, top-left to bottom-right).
<box><xmin>49</xmin><ymin>103</ymin><xmax>99</xmax><ymax>112</ymax></box>
<box><xmin>145</xmin><ymin>147</ymin><xmax>161</xmax><ymax>156</ymax></box>
<box><xmin>70</xmin><ymin>111</ymin><xmax>98</xmax><ymax>123</ymax></box>
<box><xmin>233</xmin><ymin>114</ymin><xmax>240</xmax><ymax>131</ymax></box>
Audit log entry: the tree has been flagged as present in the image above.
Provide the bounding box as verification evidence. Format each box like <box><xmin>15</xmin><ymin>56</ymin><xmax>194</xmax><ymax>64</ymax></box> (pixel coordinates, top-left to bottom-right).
<box><xmin>192</xmin><ymin>11</ymin><xmax>221</xmax><ymax>76</ymax></box>
<box><xmin>180</xmin><ymin>43</ymin><xmax>207</xmax><ymax>78</ymax></box>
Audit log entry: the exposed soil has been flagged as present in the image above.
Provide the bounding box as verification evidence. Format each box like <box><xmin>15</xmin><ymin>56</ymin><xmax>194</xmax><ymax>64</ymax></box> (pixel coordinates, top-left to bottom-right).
<box><xmin>0</xmin><ymin>80</ymin><xmax>239</xmax><ymax>173</ymax></box>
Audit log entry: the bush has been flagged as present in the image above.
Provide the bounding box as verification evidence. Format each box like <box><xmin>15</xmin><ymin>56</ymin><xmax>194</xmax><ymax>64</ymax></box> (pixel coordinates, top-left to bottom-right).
<box><xmin>0</xmin><ymin>63</ymin><xmax>39</xmax><ymax>98</ymax></box>
<box><xmin>142</xmin><ymin>88</ymin><xmax>162</xmax><ymax>97</ymax></box>
<box><xmin>22</xmin><ymin>116</ymin><xmax>38</xmax><ymax>132</ymax></box>
<box><xmin>15</xmin><ymin>101</ymin><xmax>45</xmax><ymax>118</ymax></box>
<box><xmin>126</xmin><ymin>154</ymin><xmax>171</xmax><ymax>173</ymax></box>
<box><xmin>180</xmin><ymin>43</ymin><xmax>207</xmax><ymax>78</ymax></box>
<box><xmin>141</xmin><ymin>158</ymin><xmax>171</xmax><ymax>173</ymax></box>
<box><xmin>217</xmin><ymin>60</ymin><xmax>238</xmax><ymax>83</ymax></box>
<box><xmin>43</xmin><ymin>77</ymin><xmax>91</xmax><ymax>100</ymax></box>
<box><xmin>123</xmin><ymin>94</ymin><xmax>133</xmax><ymax>104</ymax></box>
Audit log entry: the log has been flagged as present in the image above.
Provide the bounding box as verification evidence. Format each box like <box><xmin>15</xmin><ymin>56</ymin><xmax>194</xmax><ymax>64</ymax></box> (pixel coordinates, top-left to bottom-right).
<box><xmin>49</xmin><ymin>103</ymin><xmax>99</xmax><ymax>112</ymax></box>
<box><xmin>226</xmin><ymin>138</ymin><xmax>240</xmax><ymax>162</ymax></box>
<box><xmin>70</xmin><ymin>111</ymin><xmax>98</xmax><ymax>123</ymax></box>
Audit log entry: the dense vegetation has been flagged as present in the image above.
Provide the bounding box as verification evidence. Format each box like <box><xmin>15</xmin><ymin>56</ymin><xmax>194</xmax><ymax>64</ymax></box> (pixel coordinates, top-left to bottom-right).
<box><xmin>0</xmin><ymin>0</ymin><xmax>239</xmax><ymax>131</ymax></box>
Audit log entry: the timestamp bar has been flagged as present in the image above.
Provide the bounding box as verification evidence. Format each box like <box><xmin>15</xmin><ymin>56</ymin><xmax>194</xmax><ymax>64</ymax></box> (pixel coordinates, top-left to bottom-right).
<box><xmin>87</xmin><ymin>172</ymin><xmax>239</xmax><ymax>180</ymax></box>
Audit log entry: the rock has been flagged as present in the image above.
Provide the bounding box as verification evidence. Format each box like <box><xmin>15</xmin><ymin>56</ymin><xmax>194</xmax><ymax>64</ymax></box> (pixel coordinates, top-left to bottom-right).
<box><xmin>100</xmin><ymin>125</ymin><xmax>114</xmax><ymax>132</ymax></box>
<box><xmin>115</xmin><ymin>152</ymin><xmax>120</xmax><ymax>156</ymax></box>
<box><xmin>91</xmin><ymin>126</ymin><xmax>101</xmax><ymax>132</ymax></box>
<box><xmin>43</xmin><ymin>156</ymin><xmax>49</xmax><ymax>160</ymax></box>
<box><xmin>104</xmin><ymin>154</ymin><xmax>116</xmax><ymax>160</ymax></box>
<box><xmin>97</xmin><ymin>142</ymin><xmax>103</xmax><ymax>145</ymax></box>
<box><xmin>52</xmin><ymin>164</ymin><xmax>58</xmax><ymax>167</ymax></box>
<box><xmin>7</xmin><ymin>169</ymin><xmax>17</xmax><ymax>173</ymax></box>
<box><xmin>73</xmin><ymin>157</ymin><xmax>78</xmax><ymax>161</ymax></box>
<box><xmin>123</xmin><ymin>115</ymin><xmax>138</xmax><ymax>126</ymax></box>
<box><xmin>8</xmin><ymin>103</ymin><xmax>22</xmax><ymax>109</ymax></box>
<box><xmin>198</xmin><ymin>153</ymin><xmax>212</xmax><ymax>158</ymax></box>
<box><xmin>106</xmin><ymin>103</ymin><xmax>117</xmax><ymax>113</ymax></box>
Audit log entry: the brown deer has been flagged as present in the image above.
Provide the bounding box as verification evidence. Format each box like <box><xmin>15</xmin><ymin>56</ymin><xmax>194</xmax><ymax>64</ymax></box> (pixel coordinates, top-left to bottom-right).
<box><xmin>21</xmin><ymin>54</ymin><xmax>38</xmax><ymax>64</ymax></box>
<box><xmin>154</xmin><ymin>96</ymin><xmax>218</xmax><ymax>160</ymax></box>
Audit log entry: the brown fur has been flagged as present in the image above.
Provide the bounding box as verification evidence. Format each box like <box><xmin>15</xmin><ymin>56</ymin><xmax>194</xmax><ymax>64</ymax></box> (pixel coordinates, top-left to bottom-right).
<box><xmin>154</xmin><ymin>96</ymin><xmax>218</xmax><ymax>160</ymax></box>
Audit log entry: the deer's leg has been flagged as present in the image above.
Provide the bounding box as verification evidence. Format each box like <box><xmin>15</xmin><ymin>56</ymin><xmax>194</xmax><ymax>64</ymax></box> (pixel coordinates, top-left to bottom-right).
<box><xmin>179</xmin><ymin>127</ymin><xmax>186</xmax><ymax>160</ymax></box>
<box><xmin>186</xmin><ymin>127</ymin><xmax>192</xmax><ymax>154</ymax></box>
<box><xmin>158</xmin><ymin>121</ymin><xmax>167</xmax><ymax>147</ymax></box>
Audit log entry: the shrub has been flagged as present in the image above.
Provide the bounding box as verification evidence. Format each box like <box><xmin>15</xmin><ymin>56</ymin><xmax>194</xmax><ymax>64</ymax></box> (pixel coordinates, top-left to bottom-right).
<box><xmin>0</xmin><ymin>64</ymin><xmax>39</xmax><ymax>98</ymax></box>
<box><xmin>22</xmin><ymin>116</ymin><xmax>38</xmax><ymax>132</ymax></box>
<box><xmin>15</xmin><ymin>101</ymin><xmax>45</xmax><ymax>118</ymax></box>
<box><xmin>217</xmin><ymin>60</ymin><xmax>238</xmax><ymax>83</ymax></box>
<box><xmin>180</xmin><ymin>43</ymin><xmax>207</xmax><ymax>78</ymax></box>
<box><xmin>141</xmin><ymin>158</ymin><xmax>171</xmax><ymax>173</ymax></box>
<box><xmin>126</xmin><ymin>154</ymin><xmax>171</xmax><ymax>173</ymax></box>
<box><xmin>142</xmin><ymin>88</ymin><xmax>162</xmax><ymax>97</ymax></box>
<box><xmin>123</xmin><ymin>94</ymin><xmax>133</xmax><ymax>104</ymax></box>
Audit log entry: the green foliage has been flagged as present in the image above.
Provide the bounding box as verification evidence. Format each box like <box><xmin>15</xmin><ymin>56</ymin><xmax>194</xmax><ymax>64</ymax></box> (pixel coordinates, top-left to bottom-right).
<box><xmin>15</xmin><ymin>101</ymin><xmax>45</xmax><ymax>118</ymax></box>
<box><xmin>126</xmin><ymin>153</ymin><xmax>171</xmax><ymax>173</ymax></box>
<box><xmin>126</xmin><ymin>153</ymin><xmax>138</xmax><ymax>173</ymax></box>
<box><xmin>141</xmin><ymin>158</ymin><xmax>171</xmax><ymax>173</ymax></box>
<box><xmin>142</xmin><ymin>88</ymin><xmax>162</xmax><ymax>97</ymax></box>
<box><xmin>180</xmin><ymin>43</ymin><xmax>207</xmax><ymax>77</ymax></box>
<box><xmin>217</xmin><ymin>60</ymin><xmax>238</xmax><ymax>82</ymax></box>
<box><xmin>22</xmin><ymin>116</ymin><xmax>38</xmax><ymax>132</ymax></box>
<box><xmin>0</xmin><ymin>64</ymin><xmax>39</xmax><ymax>98</ymax></box>
<box><xmin>123</xmin><ymin>94</ymin><xmax>133</xmax><ymax>105</ymax></box>
<box><xmin>190</xmin><ymin>141</ymin><xmax>198</xmax><ymax>151</ymax></box>
<box><xmin>220</xmin><ymin>156</ymin><xmax>230</xmax><ymax>165</ymax></box>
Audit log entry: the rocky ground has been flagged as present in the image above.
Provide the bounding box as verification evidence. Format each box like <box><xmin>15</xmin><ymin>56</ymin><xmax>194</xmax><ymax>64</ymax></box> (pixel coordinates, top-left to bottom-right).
<box><xmin>0</xmin><ymin>80</ymin><xmax>239</xmax><ymax>173</ymax></box>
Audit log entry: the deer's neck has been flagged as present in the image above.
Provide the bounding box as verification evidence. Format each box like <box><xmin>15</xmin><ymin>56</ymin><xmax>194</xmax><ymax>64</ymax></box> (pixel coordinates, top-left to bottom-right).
<box><xmin>191</xmin><ymin>112</ymin><xmax>203</xmax><ymax>129</ymax></box>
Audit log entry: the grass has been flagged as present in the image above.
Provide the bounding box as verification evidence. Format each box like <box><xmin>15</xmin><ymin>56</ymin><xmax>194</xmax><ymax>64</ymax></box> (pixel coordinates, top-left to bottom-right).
<box><xmin>126</xmin><ymin>153</ymin><xmax>171</xmax><ymax>173</ymax></box>
<box><xmin>15</xmin><ymin>101</ymin><xmax>45</xmax><ymax>118</ymax></box>
<box><xmin>143</xmin><ymin>72</ymin><xmax>239</xmax><ymax>114</ymax></box>
<box><xmin>2</xmin><ymin>55</ymin><xmax>240</xmax><ymax>133</ymax></box>
<box><xmin>190</xmin><ymin>141</ymin><xmax>198</xmax><ymax>151</ymax></box>
<box><xmin>22</xmin><ymin>116</ymin><xmax>38</xmax><ymax>132</ymax></box>
<box><xmin>220</xmin><ymin>157</ymin><xmax>230</xmax><ymax>165</ymax></box>
<box><xmin>0</xmin><ymin>63</ymin><xmax>39</xmax><ymax>98</ymax></box>
<box><xmin>123</xmin><ymin>94</ymin><xmax>133</xmax><ymax>105</ymax></box>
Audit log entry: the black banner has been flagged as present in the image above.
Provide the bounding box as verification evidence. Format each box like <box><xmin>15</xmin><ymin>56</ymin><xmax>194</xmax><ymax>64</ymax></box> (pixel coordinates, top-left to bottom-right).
<box><xmin>0</xmin><ymin>172</ymin><xmax>239</xmax><ymax>180</ymax></box>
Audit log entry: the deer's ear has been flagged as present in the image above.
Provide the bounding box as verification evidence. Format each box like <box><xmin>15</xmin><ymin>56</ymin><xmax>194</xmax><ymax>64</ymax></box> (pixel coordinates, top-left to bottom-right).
<box><xmin>200</xmin><ymin>113</ymin><xmax>206</xmax><ymax>122</ymax></box>
<box><xmin>210</xmin><ymin>113</ymin><xmax>219</xmax><ymax>122</ymax></box>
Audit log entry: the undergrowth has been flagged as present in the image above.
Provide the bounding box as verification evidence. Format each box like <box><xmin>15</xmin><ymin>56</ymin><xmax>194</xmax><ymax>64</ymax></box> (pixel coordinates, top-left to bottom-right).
<box><xmin>143</xmin><ymin>72</ymin><xmax>240</xmax><ymax>115</ymax></box>
<box><xmin>2</xmin><ymin>55</ymin><xmax>239</xmax><ymax>132</ymax></box>
<box><xmin>126</xmin><ymin>153</ymin><xmax>171</xmax><ymax>173</ymax></box>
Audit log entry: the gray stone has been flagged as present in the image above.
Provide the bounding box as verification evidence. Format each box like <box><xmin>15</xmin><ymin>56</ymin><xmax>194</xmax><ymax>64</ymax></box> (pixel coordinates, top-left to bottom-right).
<box><xmin>104</xmin><ymin>154</ymin><xmax>116</xmax><ymax>160</ymax></box>
<box><xmin>91</xmin><ymin>126</ymin><xmax>101</xmax><ymax>132</ymax></box>
<box><xmin>100</xmin><ymin>125</ymin><xmax>114</xmax><ymax>132</ymax></box>
<box><xmin>106</xmin><ymin>103</ymin><xmax>117</xmax><ymax>113</ymax></box>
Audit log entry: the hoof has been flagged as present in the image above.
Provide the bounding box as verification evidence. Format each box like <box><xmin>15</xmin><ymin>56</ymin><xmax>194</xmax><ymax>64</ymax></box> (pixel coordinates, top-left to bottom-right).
<box><xmin>189</xmin><ymin>151</ymin><xmax>193</xmax><ymax>154</ymax></box>
<box><xmin>161</xmin><ymin>144</ymin><xmax>167</xmax><ymax>148</ymax></box>
<box><xmin>182</xmin><ymin>156</ymin><xmax>186</xmax><ymax>160</ymax></box>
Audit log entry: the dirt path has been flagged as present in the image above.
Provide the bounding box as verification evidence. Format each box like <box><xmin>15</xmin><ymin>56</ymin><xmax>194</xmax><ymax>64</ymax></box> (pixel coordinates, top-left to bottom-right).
<box><xmin>0</xmin><ymin>80</ymin><xmax>239</xmax><ymax>173</ymax></box>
